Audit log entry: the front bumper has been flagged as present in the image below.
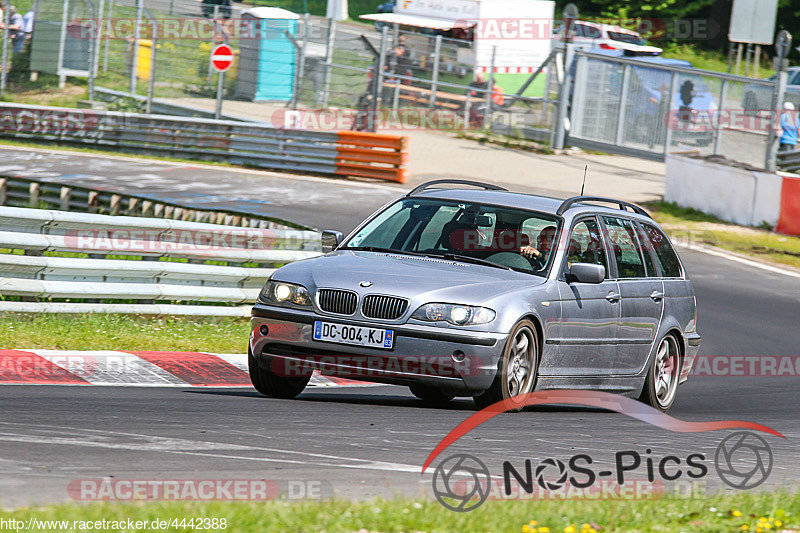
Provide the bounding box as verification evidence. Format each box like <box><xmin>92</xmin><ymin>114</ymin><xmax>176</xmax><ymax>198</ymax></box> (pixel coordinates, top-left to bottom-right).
<box><xmin>250</xmin><ymin>304</ymin><xmax>506</xmax><ymax>393</ymax></box>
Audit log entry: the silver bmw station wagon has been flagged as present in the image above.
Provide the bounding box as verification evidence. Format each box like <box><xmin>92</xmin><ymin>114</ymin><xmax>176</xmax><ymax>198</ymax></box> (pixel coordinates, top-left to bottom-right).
<box><xmin>249</xmin><ymin>180</ymin><xmax>700</xmax><ymax>412</ymax></box>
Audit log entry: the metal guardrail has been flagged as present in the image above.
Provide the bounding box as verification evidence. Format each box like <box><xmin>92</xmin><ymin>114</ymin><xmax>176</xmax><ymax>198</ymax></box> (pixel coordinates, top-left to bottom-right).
<box><xmin>777</xmin><ymin>149</ymin><xmax>800</xmax><ymax>172</ymax></box>
<box><xmin>0</xmin><ymin>103</ymin><xmax>408</xmax><ymax>182</ymax></box>
<box><xmin>0</xmin><ymin>206</ymin><xmax>321</xmax><ymax>316</ymax></box>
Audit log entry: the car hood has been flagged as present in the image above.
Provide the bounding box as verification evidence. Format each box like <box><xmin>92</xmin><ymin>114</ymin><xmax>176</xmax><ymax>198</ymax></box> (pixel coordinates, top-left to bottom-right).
<box><xmin>272</xmin><ymin>250</ymin><xmax>546</xmax><ymax>304</ymax></box>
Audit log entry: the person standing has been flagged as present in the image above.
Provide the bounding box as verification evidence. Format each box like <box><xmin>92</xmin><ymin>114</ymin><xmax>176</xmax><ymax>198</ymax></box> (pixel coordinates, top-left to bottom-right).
<box><xmin>780</xmin><ymin>102</ymin><xmax>798</xmax><ymax>152</ymax></box>
<box><xmin>22</xmin><ymin>7</ymin><xmax>33</xmax><ymax>50</ymax></box>
<box><xmin>4</xmin><ymin>5</ymin><xmax>24</xmax><ymax>53</ymax></box>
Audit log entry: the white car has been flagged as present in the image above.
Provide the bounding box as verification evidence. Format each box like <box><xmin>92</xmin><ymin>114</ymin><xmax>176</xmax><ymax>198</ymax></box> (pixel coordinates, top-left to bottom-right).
<box><xmin>554</xmin><ymin>20</ymin><xmax>662</xmax><ymax>55</ymax></box>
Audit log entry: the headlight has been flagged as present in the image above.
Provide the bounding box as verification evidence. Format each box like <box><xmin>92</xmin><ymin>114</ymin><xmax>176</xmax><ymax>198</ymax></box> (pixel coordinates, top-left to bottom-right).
<box><xmin>259</xmin><ymin>281</ymin><xmax>312</xmax><ymax>307</ymax></box>
<box><xmin>411</xmin><ymin>303</ymin><xmax>495</xmax><ymax>326</ymax></box>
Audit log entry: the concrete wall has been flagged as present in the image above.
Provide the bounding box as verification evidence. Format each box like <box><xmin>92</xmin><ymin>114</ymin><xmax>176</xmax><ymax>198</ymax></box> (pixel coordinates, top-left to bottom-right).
<box><xmin>665</xmin><ymin>154</ymin><xmax>783</xmax><ymax>227</ymax></box>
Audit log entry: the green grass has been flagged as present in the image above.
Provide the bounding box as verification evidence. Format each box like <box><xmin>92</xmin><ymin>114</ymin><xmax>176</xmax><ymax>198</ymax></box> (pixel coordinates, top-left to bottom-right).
<box><xmin>0</xmin><ymin>313</ymin><xmax>249</xmax><ymax>352</ymax></box>
<box><xmin>645</xmin><ymin>201</ymin><xmax>800</xmax><ymax>270</ymax></box>
<box><xmin>2</xmin><ymin>492</ymin><xmax>799</xmax><ymax>532</ymax></box>
<box><xmin>660</xmin><ymin>43</ymin><xmax>774</xmax><ymax>79</ymax></box>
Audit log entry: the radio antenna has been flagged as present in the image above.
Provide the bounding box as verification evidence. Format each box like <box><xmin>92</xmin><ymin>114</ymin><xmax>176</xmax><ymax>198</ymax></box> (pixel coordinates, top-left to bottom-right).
<box><xmin>580</xmin><ymin>165</ymin><xmax>587</xmax><ymax>196</ymax></box>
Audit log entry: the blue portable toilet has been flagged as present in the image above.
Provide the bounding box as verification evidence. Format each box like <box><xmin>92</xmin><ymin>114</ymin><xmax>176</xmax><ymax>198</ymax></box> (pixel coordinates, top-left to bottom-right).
<box><xmin>236</xmin><ymin>7</ymin><xmax>300</xmax><ymax>101</ymax></box>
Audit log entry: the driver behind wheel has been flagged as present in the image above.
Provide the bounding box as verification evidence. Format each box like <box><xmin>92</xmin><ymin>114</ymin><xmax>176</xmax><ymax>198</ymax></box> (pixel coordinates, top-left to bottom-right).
<box><xmin>520</xmin><ymin>225</ymin><xmax>556</xmax><ymax>261</ymax></box>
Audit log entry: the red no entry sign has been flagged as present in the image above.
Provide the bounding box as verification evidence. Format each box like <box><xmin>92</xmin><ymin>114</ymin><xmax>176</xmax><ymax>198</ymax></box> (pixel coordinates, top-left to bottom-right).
<box><xmin>211</xmin><ymin>44</ymin><xmax>234</xmax><ymax>72</ymax></box>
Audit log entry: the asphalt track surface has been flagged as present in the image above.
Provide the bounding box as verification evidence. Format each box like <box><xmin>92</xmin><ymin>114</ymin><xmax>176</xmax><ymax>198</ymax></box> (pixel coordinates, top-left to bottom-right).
<box><xmin>2</xmin><ymin>153</ymin><xmax>800</xmax><ymax>507</ymax></box>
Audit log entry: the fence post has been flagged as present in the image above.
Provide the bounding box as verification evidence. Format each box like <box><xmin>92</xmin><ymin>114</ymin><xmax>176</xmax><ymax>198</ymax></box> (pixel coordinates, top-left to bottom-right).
<box><xmin>0</xmin><ymin>6</ymin><xmax>10</xmax><ymax>95</ymax></box>
<box><xmin>765</xmin><ymin>71</ymin><xmax>788</xmax><ymax>172</ymax></box>
<box><xmin>295</xmin><ymin>13</ymin><xmax>309</xmax><ymax>106</ymax></box>
<box><xmin>712</xmin><ymin>79</ymin><xmax>728</xmax><ymax>156</ymax></box>
<box><xmin>146</xmin><ymin>15</ymin><xmax>157</xmax><ymax>113</ymax></box>
<box><xmin>207</xmin><ymin>4</ymin><xmax>220</xmax><ymax>85</ymax></box>
<box><xmin>662</xmin><ymin>72</ymin><xmax>679</xmax><ymax>154</ymax></box>
<box><xmin>429</xmin><ymin>35</ymin><xmax>442</xmax><ymax>108</ymax></box>
<box><xmin>85</xmin><ymin>0</ymin><xmax>96</xmax><ymax>102</ymax></box>
<box><xmin>130</xmin><ymin>0</ymin><xmax>142</xmax><ymax>94</ymax></box>
<box><xmin>553</xmin><ymin>45</ymin><xmax>576</xmax><ymax>149</ymax></box>
<box><xmin>321</xmin><ymin>18</ymin><xmax>335</xmax><ymax>108</ymax></box>
<box><xmin>614</xmin><ymin>63</ymin><xmax>631</xmax><ymax>146</ymax></box>
<box><xmin>286</xmin><ymin>30</ymin><xmax>301</xmax><ymax>110</ymax></box>
<box><xmin>483</xmin><ymin>46</ymin><xmax>496</xmax><ymax>130</ymax></box>
<box><xmin>371</xmin><ymin>26</ymin><xmax>388</xmax><ymax>133</ymax></box>
<box><xmin>94</xmin><ymin>0</ymin><xmax>105</xmax><ymax>78</ymax></box>
<box><xmin>103</xmin><ymin>0</ymin><xmax>112</xmax><ymax>72</ymax></box>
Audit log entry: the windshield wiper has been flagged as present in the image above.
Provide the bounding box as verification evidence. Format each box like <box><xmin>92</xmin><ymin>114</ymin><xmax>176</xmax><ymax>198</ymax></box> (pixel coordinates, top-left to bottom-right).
<box><xmin>433</xmin><ymin>252</ymin><xmax>513</xmax><ymax>271</ymax></box>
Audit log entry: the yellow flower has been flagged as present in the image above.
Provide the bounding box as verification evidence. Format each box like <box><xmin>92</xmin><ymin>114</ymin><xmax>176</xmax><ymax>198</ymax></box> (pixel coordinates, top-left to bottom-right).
<box><xmin>530</xmin><ymin>521</ymin><xmax>539</xmax><ymax>527</ymax></box>
<box><xmin>733</xmin><ymin>510</ymin><xmax>743</xmax><ymax>517</ymax></box>
<box><xmin>539</xmin><ymin>528</ymin><xmax>550</xmax><ymax>533</ymax></box>
<box><xmin>523</xmin><ymin>526</ymin><xmax>531</xmax><ymax>533</ymax></box>
<box><xmin>564</xmin><ymin>527</ymin><xmax>576</xmax><ymax>533</ymax></box>
<box><xmin>775</xmin><ymin>521</ymin><xmax>782</xmax><ymax>527</ymax></box>
<box><xmin>741</xmin><ymin>526</ymin><xmax>749</xmax><ymax>531</ymax></box>
<box><xmin>759</xmin><ymin>517</ymin><xmax>768</xmax><ymax>523</ymax></box>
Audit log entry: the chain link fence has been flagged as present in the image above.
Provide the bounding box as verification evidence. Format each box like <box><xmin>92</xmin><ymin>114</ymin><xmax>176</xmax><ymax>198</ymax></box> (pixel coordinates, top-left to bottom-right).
<box><xmin>0</xmin><ymin>4</ymin><xmax>791</xmax><ymax>171</ymax></box>
<box><xmin>567</xmin><ymin>50</ymin><xmax>780</xmax><ymax>169</ymax></box>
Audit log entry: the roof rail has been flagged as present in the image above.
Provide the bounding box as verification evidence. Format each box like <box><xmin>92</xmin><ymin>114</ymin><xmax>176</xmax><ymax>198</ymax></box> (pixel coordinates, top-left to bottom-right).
<box><xmin>556</xmin><ymin>196</ymin><xmax>651</xmax><ymax>218</ymax></box>
<box><xmin>406</xmin><ymin>179</ymin><xmax>508</xmax><ymax>197</ymax></box>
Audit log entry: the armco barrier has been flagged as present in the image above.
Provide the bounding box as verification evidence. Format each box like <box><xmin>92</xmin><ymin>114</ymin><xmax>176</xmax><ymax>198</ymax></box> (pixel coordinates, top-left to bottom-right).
<box><xmin>0</xmin><ymin>206</ymin><xmax>321</xmax><ymax>316</ymax></box>
<box><xmin>0</xmin><ymin>103</ymin><xmax>408</xmax><ymax>183</ymax></box>
<box><xmin>335</xmin><ymin>132</ymin><xmax>408</xmax><ymax>183</ymax></box>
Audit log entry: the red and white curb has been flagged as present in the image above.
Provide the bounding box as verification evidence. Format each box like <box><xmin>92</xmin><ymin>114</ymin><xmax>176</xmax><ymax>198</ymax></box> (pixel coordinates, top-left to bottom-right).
<box><xmin>0</xmin><ymin>350</ymin><xmax>371</xmax><ymax>388</ymax></box>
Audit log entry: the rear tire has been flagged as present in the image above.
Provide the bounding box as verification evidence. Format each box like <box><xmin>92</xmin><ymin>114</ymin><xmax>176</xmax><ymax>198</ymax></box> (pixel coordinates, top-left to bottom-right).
<box><xmin>639</xmin><ymin>334</ymin><xmax>681</xmax><ymax>412</ymax></box>
<box><xmin>474</xmin><ymin>319</ymin><xmax>539</xmax><ymax>412</ymax></box>
<box><xmin>248</xmin><ymin>348</ymin><xmax>310</xmax><ymax>399</ymax></box>
<box><xmin>409</xmin><ymin>384</ymin><xmax>456</xmax><ymax>406</ymax></box>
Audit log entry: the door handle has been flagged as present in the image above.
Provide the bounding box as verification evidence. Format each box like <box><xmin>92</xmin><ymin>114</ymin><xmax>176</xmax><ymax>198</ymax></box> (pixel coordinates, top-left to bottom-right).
<box><xmin>650</xmin><ymin>290</ymin><xmax>665</xmax><ymax>302</ymax></box>
<box><xmin>605</xmin><ymin>292</ymin><xmax>621</xmax><ymax>303</ymax></box>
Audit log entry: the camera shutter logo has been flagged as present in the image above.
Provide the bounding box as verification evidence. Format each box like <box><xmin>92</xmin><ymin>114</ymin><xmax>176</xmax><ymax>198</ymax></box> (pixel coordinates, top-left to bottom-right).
<box><xmin>535</xmin><ymin>457</ymin><xmax>569</xmax><ymax>490</ymax></box>
<box><xmin>715</xmin><ymin>431</ymin><xmax>773</xmax><ymax>490</ymax></box>
<box><xmin>432</xmin><ymin>453</ymin><xmax>491</xmax><ymax>512</ymax></box>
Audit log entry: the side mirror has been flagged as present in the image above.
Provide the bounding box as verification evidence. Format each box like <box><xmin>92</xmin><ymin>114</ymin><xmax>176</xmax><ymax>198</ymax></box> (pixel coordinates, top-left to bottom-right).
<box><xmin>566</xmin><ymin>263</ymin><xmax>605</xmax><ymax>284</ymax></box>
<box><xmin>321</xmin><ymin>230</ymin><xmax>343</xmax><ymax>253</ymax></box>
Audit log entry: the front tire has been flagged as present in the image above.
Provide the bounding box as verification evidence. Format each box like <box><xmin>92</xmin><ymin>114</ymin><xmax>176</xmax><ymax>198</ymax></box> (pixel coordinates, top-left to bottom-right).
<box><xmin>248</xmin><ymin>348</ymin><xmax>310</xmax><ymax>399</ymax></box>
<box><xmin>474</xmin><ymin>319</ymin><xmax>539</xmax><ymax>412</ymax></box>
<box><xmin>639</xmin><ymin>334</ymin><xmax>681</xmax><ymax>412</ymax></box>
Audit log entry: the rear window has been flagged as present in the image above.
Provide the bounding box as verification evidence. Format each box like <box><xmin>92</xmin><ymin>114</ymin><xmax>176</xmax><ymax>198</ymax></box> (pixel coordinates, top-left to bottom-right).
<box><xmin>607</xmin><ymin>31</ymin><xmax>645</xmax><ymax>45</ymax></box>
<box><xmin>641</xmin><ymin>223</ymin><xmax>682</xmax><ymax>277</ymax></box>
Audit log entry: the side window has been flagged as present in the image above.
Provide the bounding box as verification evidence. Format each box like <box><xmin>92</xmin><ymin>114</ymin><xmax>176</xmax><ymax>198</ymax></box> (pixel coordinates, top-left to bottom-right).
<box><xmin>641</xmin><ymin>223</ymin><xmax>682</xmax><ymax>277</ymax></box>
<box><xmin>566</xmin><ymin>218</ymin><xmax>607</xmax><ymax>270</ymax></box>
<box><xmin>602</xmin><ymin>217</ymin><xmax>646</xmax><ymax>279</ymax></box>
<box><xmin>584</xmin><ymin>25</ymin><xmax>602</xmax><ymax>38</ymax></box>
<box><xmin>635</xmin><ymin>222</ymin><xmax>659</xmax><ymax>277</ymax></box>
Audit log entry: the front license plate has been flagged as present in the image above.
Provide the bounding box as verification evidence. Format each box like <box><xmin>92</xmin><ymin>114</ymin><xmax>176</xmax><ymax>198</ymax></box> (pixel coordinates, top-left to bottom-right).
<box><xmin>313</xmin><ymin>321</ymin><xmax>394</xmax><ymax>350</ymax></box>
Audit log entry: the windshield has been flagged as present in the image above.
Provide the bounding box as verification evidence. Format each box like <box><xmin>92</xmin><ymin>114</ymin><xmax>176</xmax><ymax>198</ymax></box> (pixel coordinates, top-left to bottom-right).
<box><xmin>342</xmin><ymin>198</ymin><xmax>561</xmax><ymax>276</ymax></box>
